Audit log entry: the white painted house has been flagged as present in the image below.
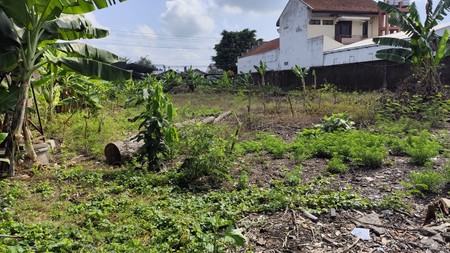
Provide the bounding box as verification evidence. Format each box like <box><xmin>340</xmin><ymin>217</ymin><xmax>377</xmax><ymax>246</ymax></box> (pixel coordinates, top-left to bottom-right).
<box><xmin>237</xmin><ymin>0</ymin><xmax>411</xmax><ymax>73</ymax></box>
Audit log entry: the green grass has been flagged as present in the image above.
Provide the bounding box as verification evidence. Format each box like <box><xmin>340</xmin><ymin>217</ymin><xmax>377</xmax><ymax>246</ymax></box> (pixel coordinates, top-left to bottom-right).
<box><xmin>0</xmin><ymin>166</ymin><xmax>385</xmax><ymax>252</ymax></box>
<box><xmin>4</xmin><ymin>90</ymin><xmax>448</xmax><ymax>252</ymax></box>
<box><xmin>45</xmin><ymin>106</ymin><xmax>141</xmax><ymax>158</ymax></box>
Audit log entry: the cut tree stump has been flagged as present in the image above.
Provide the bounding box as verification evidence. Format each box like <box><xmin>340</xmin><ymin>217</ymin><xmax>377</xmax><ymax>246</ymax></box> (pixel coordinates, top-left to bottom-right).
<box><xmin>105</xmin><ymin>111</ymin><xmax>233</xmax><ymax>165</ymax></box>
<box><xmin>104</xmin><ymin>139</ymin><xmax>143</xmax><ymax>165</ymax></box>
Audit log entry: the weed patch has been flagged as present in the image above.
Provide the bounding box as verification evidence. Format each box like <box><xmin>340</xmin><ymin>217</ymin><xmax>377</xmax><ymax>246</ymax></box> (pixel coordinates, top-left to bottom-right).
<box><xmin>403</xmin><ymin>130</ymin><xmax>441</xmax><ymax>165</ymax></box>
<box><xmin>403</xmin><ymin>169</ymin><xmax>448</xmax><ymax>195</ymax></box>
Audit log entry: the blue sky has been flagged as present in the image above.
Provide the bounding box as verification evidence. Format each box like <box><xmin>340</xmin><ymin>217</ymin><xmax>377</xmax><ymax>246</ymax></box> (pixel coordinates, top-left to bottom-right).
<box><xmin>82</xmin><ymin>0</ymin><xmax>447</xmax><ymax>71</ymax></box>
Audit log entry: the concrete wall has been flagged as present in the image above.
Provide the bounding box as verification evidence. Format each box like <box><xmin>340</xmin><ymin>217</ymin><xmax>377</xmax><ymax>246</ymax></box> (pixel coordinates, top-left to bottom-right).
<box><xmin>308</xmin><ymin>19</ymin><xmax>335</xmax><ymax>39</ymax></box>
<box><xmin>237</xmin><ymin>49</ymin><xmax>280</xmax><ymax>73</ymax></box>
<box><xmin>370</xmin><ymin>17</ymin><xmax>380</xmax><ymax>37</ymax></box>
<box><xmin>308</xmin><ymin>16</ymin><xmax>379</xmax><ymax>40</ymax></box>
<box><xmin>323</xmin><ymin>35</ymin><xmax>344</xmax><ymax>51</ymax></box>
<box><xmin>307</xmin><ymin>36</ymin><xmax>325</xmax><ymax>67</ymax></box>
<box><xmin>323</xmin><ymin>44</ymin><xmax>391</xmax><ymax>66</ymax></box>
<box><xmin>278</xmin><ymin>0</ymin><xmax>310</xmax><ymax>70</ymax></box>
<box><xmin>352</xmin><ymin>21</ymin><xmax>364</xmax><ymax>37</ymax></box>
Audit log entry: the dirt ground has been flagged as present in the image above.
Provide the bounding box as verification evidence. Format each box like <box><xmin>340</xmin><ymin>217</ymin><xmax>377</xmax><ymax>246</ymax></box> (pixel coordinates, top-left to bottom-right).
<box><xmin>233</xmin><ymin>114</ymin><xmax>450</xmax><ymax>253</ymax></box>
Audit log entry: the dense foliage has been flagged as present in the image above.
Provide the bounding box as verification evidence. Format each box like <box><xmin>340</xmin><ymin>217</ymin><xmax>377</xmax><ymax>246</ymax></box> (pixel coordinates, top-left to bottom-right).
<box><xmin>373</xmin><ymin>0</ymin><xmax>450</xmax><ymax>97</ymax></box>
<box><xmin>212</xmin><ymin>29</ymin><xmax>260</xmax><ymax>73</ymax></box>
<box><xmin>131</xmin><ymin>77</ymin><xmax>178</xmax><ymax>170</ymax></box>
<box><xmin>0</xmin><ymin>0</ymin><xmax>130</xmax><ymax>176</ymax></box>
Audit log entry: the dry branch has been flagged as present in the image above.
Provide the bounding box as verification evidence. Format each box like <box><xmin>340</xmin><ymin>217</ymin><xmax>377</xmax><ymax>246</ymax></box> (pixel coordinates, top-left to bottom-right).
<box><xmin>213</xmin><ymin>111</ymin><xmax>232</xmax><ymax>123</ymax></box>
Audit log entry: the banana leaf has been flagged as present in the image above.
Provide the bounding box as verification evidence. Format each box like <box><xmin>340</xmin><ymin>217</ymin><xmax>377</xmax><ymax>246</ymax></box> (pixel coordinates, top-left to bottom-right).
<box><xmin>42</xmin><ymin>14</ymin><xmax>109</xmax><ymax>41</ymax></box>
<box><xmin>58</xmin><ymin>57</ymin><xmax>131</xmax><ymax>81</ymax></box>
<box><xmin>53</xmin><ymin>42</ymin><xmax>119</xmax><ymax>63</ymax></box>
<box><xmin>0</xmin><ymin>85</ymin><xmax>19</xmax><ymax>114</ymax></box>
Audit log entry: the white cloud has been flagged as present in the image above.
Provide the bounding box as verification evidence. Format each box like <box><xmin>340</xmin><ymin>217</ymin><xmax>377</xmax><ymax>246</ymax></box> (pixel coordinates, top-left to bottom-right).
<box><xmin>136</xmin><ymin>25</ymin><xmax>157</xmax><ymax>41</ymax></box>
<box><xmin>161</xmin><ymin>0</ymin><xmax>215</xmax><ymax>36</ymax></box>
<box><xmin>213</xmin><ymin>0</ymin><xmax>284</xmax><ymax>15</ymax></box>
<box><xmin>222</xmin><ymin>5</ymin><xmax>242</xmax><ymax>15</ymax></box>
<box><xmin>83</xmin><ymin>12</ymin><xmax>109</xmax><ymax>30</ymax></box>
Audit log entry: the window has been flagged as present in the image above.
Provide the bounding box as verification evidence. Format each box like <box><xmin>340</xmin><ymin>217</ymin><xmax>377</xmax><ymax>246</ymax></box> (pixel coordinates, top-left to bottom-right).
<box><xmin>323</xmin><ymin>20</ymin><xmax>333</xmax><ymax>25</ymax></box>
<box><xmin>335</xmin><ymin>21</ymin><xmax>352</xmax><ymax>41</ymax></box>
<box><xmin>309</xmin><ymin>19</ymin><xmax>320</xmax><ymax>25</ymax></box>
<box><xmin>363</xmin><ymin>21</ymin><xmax>368</xmax><ymax>37</ymax></box>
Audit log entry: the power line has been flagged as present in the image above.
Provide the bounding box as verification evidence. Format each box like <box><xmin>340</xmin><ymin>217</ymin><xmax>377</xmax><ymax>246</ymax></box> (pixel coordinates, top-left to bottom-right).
<box><xmin>107</xmin><ymin>29</ymin><xmax>221</xmax><ymax>40</ymax></box>
<box><xmin>87</xmin><ymin>41</ymin><xmax>215</xmax><ymax>51</ymax></box>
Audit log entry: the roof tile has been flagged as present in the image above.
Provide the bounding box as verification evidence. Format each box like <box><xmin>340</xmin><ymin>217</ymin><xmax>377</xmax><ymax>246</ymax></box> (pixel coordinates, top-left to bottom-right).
<box><xmin>304</xmin><ymin>0</ymin><xmax>379</xmax><ymax>13</ymax></box>
<box><xmin>241</xmin><ymin>38</ymin><xmax>280</xmax><ymax>58</ymax></box>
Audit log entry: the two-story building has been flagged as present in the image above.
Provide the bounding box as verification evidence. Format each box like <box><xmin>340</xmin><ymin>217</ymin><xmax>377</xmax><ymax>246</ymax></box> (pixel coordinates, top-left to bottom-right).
<box><xmin>237</xmin><ymin>0</ymin><xmax>410</xmax><ymax>73</ymax></box>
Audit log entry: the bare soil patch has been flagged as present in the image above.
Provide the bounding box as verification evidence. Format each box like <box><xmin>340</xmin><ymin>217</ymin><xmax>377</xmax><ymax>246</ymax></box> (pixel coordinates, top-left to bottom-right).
<box><xmin>233</xmin><ymin>116</ymin><xmax>450</xmax><ymax>252</ymax></box>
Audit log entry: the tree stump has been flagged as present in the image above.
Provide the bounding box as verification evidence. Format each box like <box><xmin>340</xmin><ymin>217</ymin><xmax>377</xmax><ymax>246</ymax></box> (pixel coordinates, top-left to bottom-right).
<box><xmin>104</xmin><ymin>111</ymin><xmax>233</xmax><ymax>165</ymax></box>
<box><xmin>104</xmin><ymin>139</ymin><xmax>143</xmax><ymax>165</ymax></box>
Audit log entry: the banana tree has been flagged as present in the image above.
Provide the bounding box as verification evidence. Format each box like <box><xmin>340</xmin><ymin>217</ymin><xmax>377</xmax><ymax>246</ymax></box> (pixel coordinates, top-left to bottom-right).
<box><xmin>373</xmin><ymin>0</ymin><xmax>450</xmax><ymax>96</ymax></box>
<box><xmin>0</xmin><ymin>0</ymin><xmax>130</xmax><ymax>176</ymax></box>
<box><xmin>36</xmin><ymin>49</ymin><xmax>109</xmax><ymax>121</ymax></box>
<box><xmin>0</xmin><ymin>133</ymin><xmax>9</xmax><ymax>164</ymax></box>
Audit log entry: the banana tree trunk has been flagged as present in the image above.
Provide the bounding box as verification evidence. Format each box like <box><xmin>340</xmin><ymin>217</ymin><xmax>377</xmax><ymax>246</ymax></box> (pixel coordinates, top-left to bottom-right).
<box><xmin>7</xmin><ymin>79</ymin><xmax>32</xmax><ymax>176</ymax></box>
<box><xmin>0</xmin><ymin>112</ymin><xmax>12</xmax><ymax>176</ymax></box>
<box><xmin>23</xmin><ymin>122</ymin><xmax>37</xmax><ymax>162</ymax></box>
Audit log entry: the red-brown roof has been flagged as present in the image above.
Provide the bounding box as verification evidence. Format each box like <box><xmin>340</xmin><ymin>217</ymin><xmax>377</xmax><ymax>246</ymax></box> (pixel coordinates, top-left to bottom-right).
<box><xmin>241</xmin><ymin>38</ymin><xmax>280</xmax><ymax>58</ymax></box>
<box><xmin>303</xmin><ymin>0</ymin><xmax>378</xmax><ymax>13</ymax></box>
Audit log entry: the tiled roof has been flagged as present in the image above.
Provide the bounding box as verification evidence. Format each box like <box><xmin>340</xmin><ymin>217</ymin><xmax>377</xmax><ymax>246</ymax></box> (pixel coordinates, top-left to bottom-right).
<box><xmin>241</xmin><ymin>38</ymin><xmax>280</xmax><ymax>58</ymax></box>
<box><xmin>303</xmin><ymin>0</ymin><xmax>379</xmax><ymax>13</ymax></box>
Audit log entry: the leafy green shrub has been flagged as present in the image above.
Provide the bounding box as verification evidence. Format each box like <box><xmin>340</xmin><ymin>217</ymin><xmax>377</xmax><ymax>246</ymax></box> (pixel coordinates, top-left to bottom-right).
<box><xmin>132</xmin><ymin>78</ymin><xmax>178</xmax><ymax>170</ymax></box>
<box><xmin>373</xmin><ymin>117</ymin><xmax>428</xmax><ymax>136</ymax></box>
<box><xmin>293</xmin><ymin>130</ymin><xmax>388</xmax><ymax>169</ymax></box>
<box><xmin>0</xmin><ymin>132</ymin><xmax>9</xmax><ymax>164</ymax></box>
<box><xmin>405</xmin><ymin>170</ymin><xmax>448</xmax><ymax>194</ymax></box>
<box><xmin>285</xmin><ymin>166</ymin><xmax>303</xmax><ymax>186</ymax></box>
<box><xmin>386</xmin><ymin>137</ymin><xmax>406</xmax><ymax>156</ymax></box>
<box><xmin>177</xmin><ymin>125</ymin><xmax>232</xmax><ymax>184</ymax></box>
<box><xmin>161</xmin><ymin>70</ymin><xmax>183</xmax><ymax>92</ymax></box>
<box><xmin>444</xmin><ymin>165</ymin><xmax>450</xmax><ymax>180</ymax></box>
<box><xmin>258</xmin><ymin>133</ymin><xmax>288</xmax><ymax>159</ymax></box>
<box><xmin>327</xmin><ymin>157</ymin><xmax>349</xmax><ymax>173</ymax></box>
<box><xmin>316</xmin><ymin>133</ymin><xmax>352</xmax><ymax>158</ymax></box>
<box><xmin>34</xmin><ymin>180</ymin><xmax>54</xmax><ymax>200</ymax></box>
<box><xmin>404</xmin><ymin>130</ymin><xmax>441</xmax><ymax>165</ymax></box>
<box><xmin>237</xmin><ymin>172</ymin><xmax>249</xmax><ymax>190</ymax></box>
<box><xmin>350</xmin><ymin>146</ymin><xmax>386</xmax><ymax>168</ymax></box>
<box><xmin>348</xmin><ymin>131</ymin><xmax>387</xmax><ymax>168</ymax></box>
<box><xmin>315</xmin><ymin>113</ymin><xmax>355</xmax><ymax>133</ymax></box>
<box><xmin>236</xmin><ymin>140</ymin><xmax>263</xmax><ymax>155</ymax></box>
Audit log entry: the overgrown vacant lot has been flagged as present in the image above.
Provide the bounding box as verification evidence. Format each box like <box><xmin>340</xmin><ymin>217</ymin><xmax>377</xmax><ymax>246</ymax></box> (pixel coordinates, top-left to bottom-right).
<box><xmin>1</xmin><ymin>89</ymin><xmax>450</xmax><ymax>252</ymax></box>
